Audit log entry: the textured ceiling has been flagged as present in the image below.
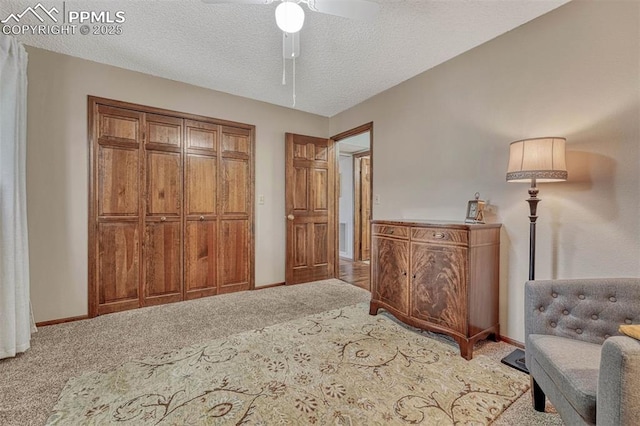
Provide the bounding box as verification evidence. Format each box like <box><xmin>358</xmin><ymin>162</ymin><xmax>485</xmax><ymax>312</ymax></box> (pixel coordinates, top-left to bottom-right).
<box><xmin>2</xmin><ymin>0</ymin><xmax>569</xmax><ymax>116</ymax></box>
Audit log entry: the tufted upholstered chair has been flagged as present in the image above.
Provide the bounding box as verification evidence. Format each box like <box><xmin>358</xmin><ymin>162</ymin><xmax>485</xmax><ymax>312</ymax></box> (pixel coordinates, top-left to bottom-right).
<box><xmin>525</xmin><ymin>278</ymin><xmax>640</xmax><ymax>425</ymax></box>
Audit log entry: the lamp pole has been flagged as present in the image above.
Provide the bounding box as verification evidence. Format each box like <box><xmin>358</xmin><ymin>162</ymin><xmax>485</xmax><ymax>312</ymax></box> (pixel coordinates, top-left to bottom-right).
<box><xmin>527</xmin><ymin>178</ymin><xmax>539</xmax><ymax>281</ymax></box>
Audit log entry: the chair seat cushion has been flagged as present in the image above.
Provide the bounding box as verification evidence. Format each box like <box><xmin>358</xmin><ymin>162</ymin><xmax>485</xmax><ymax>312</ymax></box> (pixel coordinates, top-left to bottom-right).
<box><xmin>528</xmin><ymin>334</ymin><xmax>601</xmax><ymax>421</ymax></box>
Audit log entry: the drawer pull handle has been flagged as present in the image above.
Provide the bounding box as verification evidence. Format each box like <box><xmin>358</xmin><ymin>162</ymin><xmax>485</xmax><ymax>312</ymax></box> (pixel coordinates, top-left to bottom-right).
<box><xmin>403</xmin><ymin>271</ymin><xmax>407</xmax><ymax>276</ymax></box>
<box><xmin>389</xmin><ymin>230</ymin><xmax>395</xmax><ymax>234</ymax></box>
<box><xmin>199</xmin><ymin>216</ymin><xmax>205</xmax><ymax>221</ymax></box>
<box><xmin>434</xmin><ymin>232</ymin><xmax>445</xmax><ymax>239</ymax></box>
<box><xmin>161</xmin><ymin>216</ymin><xmax>167</xmax><ymax>222</ymax></box>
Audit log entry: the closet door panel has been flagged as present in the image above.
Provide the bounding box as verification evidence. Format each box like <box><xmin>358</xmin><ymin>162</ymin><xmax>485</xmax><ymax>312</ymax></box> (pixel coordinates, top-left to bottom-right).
<box><xmin>185</xmin><ymin>221</ymin><xmax>217</xmax><ymax>299</ymax></box>
<box><xmin>221</xmin><ymin>127</ymin><xmax>250</xmax><ymax>155</ymax></box>
<box><xmin>144</xmin><ymin>220</ymin><xmax>182</xmax><ymax>304</ymax></box>
<box><xmin>186</xmin><ymin>120</ymin><xmax>217</xmax><ymax>152</ymax></box>
<box><xmin>146</xmin><ymin>114</ymin><xmax>182</xmax><ymax>148</ymax></box>
<box><xmin>97</xmin><ymin>105</ymin><xmax>140</xmax><ymax>145</ymax></box>
<box><xmin>220</xmin><ymin>219</ymin><xmax>250</xmax><ymax>292</ymax></box>
<box><xmin>97</xmin><ymin>222</ymin><xmax>140</xmax><ymax>314</ymax></box>
<box><xmin>147</xmin><ymin>152</ymin><xmax>181</xmax><ymax>216</ymax></box>
<box><xmin>221</xmin><ymin>158</ymin><xmax>249</xmax><ymax>215</ymax></box>
<box><xmin>98</xmin><ymin>146</ymin><xmax>139</xmax><ymax>216</ymax></box>
<box><xmin>186</xmin><ymin>155</ymin><xmax>216</xmax><ymax>215</ymax></box>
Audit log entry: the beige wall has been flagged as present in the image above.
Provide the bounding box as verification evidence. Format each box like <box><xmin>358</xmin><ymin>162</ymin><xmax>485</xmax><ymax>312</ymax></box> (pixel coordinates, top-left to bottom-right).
<box><xmin>330</xmin><ymin>0</ymin><xmax>640</xmax><ymax>342</ymax></box>
<box><xmin>26</xmin><ymin>47</ymin><xmax>329</xmax><ymax>322</ymax></box>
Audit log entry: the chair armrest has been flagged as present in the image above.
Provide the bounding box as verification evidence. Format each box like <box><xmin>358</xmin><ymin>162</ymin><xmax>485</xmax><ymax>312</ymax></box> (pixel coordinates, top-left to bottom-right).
<box><xmin>597</xmin><ymin>336</ymin><xmax>640</xmax><ymax>425</ymax></box>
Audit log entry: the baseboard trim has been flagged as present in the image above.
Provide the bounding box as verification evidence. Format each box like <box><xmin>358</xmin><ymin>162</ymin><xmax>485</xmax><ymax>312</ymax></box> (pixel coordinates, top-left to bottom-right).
<box><xmin>255</xmin><ymin>282</ymin><xmax>285</xmax><ymax>290</ymax></box>
<box><xmin>36</xmin><ymin>315</ymin><xmax>89</xmax><ymax>327</ymax></box>
<box><xmin>500</xmin><ymin>335</ymin><xmax>524</xmax><ymax>349</ymax></box>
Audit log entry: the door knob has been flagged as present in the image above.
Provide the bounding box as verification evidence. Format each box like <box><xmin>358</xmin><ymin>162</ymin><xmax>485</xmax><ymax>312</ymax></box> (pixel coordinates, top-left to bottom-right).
<box><xmin>287</xmin><ymin>214</ymin><xmax>295</xmax><ymax>221</ymax></box>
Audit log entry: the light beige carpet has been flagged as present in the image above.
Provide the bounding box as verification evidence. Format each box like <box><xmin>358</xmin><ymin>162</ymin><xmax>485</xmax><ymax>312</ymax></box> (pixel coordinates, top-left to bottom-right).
<box><xmin>0</xmin><ymin>279</ymin><xmax>562</xmax><ymax>425</ymax></box>
<box><xmin>46</xmin><ymin>303</ymin><xmax>528</xmax><ymax>425</ymax></box>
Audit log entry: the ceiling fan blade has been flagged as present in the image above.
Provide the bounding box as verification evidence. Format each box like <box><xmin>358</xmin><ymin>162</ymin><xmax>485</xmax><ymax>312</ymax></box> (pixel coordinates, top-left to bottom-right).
<box><xmin>202</xmin><ymin>0</ymin><xmax>274</xmax><ymax>4</ymax></box>
<box><xmin>310</xmin><ymin>0</ymin><xmax>379</xmax><ymax>21</ymax></box>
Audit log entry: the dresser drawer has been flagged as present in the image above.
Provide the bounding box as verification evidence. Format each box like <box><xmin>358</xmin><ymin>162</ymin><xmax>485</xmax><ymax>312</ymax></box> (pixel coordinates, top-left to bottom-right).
<box><xmin>372</xmin><ymin>224</ymin><xmax>409</xmax><ymax>239</ymax></box>
<box><xmin>411</xmin><ymin>227</ymin><xmax>468</xmax><ymax>245</ymax></box>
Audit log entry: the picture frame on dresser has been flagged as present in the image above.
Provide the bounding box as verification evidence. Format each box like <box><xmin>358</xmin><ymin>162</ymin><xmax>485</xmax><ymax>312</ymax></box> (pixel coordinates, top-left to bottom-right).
<box><xmin>465</xmin><ymin>192</ymin><xmax>485</xmax><ymax>223</ymax></box>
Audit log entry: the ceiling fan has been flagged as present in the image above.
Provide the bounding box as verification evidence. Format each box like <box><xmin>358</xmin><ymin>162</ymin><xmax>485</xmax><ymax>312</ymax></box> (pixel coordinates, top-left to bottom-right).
<box><xmin>203</xmin><ymin>0</ymin><xmax>379</xmax><ymax>107</ymax></box>
<box><xmin>202</xmin><ymin>0</ymin><xmax>380</xmax><ymax>33</ymax></box>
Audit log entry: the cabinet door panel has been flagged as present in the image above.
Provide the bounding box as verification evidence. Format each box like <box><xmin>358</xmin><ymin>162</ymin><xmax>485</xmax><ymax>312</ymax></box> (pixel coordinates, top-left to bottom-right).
<box><xmin>411</xmin><ymin>242</ymin><xmax>467</xmax><ymax>334</ymax></box>
<box><xmin>186</xmin><ymin>155</ymin><xmax>216</xmax><ymax>215</ymax></box>
<box><xmin>220</xmin><ymin>219</ymin><xmax>249</xmax><ymax>291</ymax></box>
<box><xmin>372</xmin><ymin>236</ymin><xmax>409</xmax><ymax>315</ymax></box>
<box><xmin>98</xmin><ymin>223</ymin><xmax>139</xmax><ymax>305</ymax></box>
<box><xmin>147</xmin><ymin>152</ymin><xmax>181</xmax><ymax>215</ymax></box>
<box><xmin>144</xmin><ymin>221</ymin><xmax>182</xmax><ymax>299</ymax></box>
<box><xmin>185</xmin><ymin>221</ymin><xmax>217</xmax><ymax>297</ymax></box>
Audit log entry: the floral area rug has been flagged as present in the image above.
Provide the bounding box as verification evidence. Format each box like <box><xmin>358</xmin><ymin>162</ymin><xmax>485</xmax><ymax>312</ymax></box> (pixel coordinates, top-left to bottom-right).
<box><xmin>46</xmin><ymin>303</ymin><xmax>528</xmax><ymax>425</ymax></box>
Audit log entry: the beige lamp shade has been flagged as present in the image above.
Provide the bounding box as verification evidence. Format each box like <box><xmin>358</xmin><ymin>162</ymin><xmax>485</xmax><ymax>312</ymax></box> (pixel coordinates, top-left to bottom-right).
<box><xmin>506</xmin><ymin>137</ymin><xmax>568</xmax><ymax>182</ymax></box>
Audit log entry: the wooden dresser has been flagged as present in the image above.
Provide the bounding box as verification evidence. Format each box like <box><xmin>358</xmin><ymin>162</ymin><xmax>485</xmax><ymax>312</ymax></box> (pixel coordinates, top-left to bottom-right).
<box><xmin>369</xmin><ymin>220</ymin><xmax>501</xmax><ymax>359</ymax></box>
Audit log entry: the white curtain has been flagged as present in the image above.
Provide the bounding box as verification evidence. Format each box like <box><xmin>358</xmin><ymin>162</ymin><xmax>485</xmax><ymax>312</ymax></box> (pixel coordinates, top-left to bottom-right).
<box><xmin>0</xmin><ymin>34</ymin><xmax>33</xmax><ymax>360</ymax></box>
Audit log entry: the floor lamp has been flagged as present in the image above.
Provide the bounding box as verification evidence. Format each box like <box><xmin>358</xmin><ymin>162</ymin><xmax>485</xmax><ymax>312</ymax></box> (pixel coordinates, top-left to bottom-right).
<box><xmin>501</xmin><ymin>137</ymin><xmax>568</xmax><ymax>373</ymax></box>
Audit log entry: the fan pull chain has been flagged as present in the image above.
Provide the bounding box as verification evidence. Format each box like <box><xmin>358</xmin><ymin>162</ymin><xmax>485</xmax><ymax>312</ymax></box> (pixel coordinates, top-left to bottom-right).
<box><xmin>282</xmin><ymin>32</ymin><xmax>286</xmax><ymax>85</ymax></box>
<box><xmin>292</xmin><ymin>31</ymin><xmax>296</xmax><ymax>107</ymax></box>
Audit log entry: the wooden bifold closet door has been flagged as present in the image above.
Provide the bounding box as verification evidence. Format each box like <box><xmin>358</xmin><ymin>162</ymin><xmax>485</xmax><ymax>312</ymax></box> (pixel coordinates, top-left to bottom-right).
<box><xmin>89</xmin><ymin>97</ymin><xmax>254</xmax><ymax>317</ymax></box>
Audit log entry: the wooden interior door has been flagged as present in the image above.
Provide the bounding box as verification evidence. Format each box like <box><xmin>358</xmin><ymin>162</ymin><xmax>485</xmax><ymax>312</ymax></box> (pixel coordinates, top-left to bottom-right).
<box><xmin>184</xmin><ymin>119</ymin><xmax>218</xmax><ymax>299</ymax></box>
<box><xmin>90</xmin><ymin>97</ymin><xmax>255</xmax><ymax>317</ymax></box>
<box><xmin>219</xmin><ymin>126</ymin><xmax>253</xmax><ymax>293</ymax></box>
<box><xmin>353</xmin><ymin>152</ymin><xmax>371</xmax><ymax>262</ymax></box>
<box><xmin>92</xmin><ymin>105</ymin><xmax>143</xmax><ymax>315</ymax></box>
<box><xmin>143</xmin><ymin>114</ymin><xmax>183</xmax><ymax>306</ymax></box>
<box><xmin>360</xmin><ymin>156</ymin><xmax>371</xmax><ymax>260</ymax></box>
<box><xmin>285</xmin><ymin>133</ymin><xmax>336</xmax><ymax>284</ymax></box>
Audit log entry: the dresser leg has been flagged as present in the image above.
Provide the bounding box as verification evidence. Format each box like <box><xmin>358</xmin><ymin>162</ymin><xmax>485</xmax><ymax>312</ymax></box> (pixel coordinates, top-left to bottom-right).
<box><xmin>369</xmin><ymin>303</ymin><xmax>379</xmax><ymax>316</ymax></box>
<box><xmin>459</xmin><ymin>340</ymin><xmax>473</xmax><ymax>360</ymax></box>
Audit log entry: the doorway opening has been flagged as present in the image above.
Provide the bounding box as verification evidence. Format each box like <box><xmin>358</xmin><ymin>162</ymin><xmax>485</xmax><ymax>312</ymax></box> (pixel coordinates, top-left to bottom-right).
<box><xmin>333</xmin><ymin>124</ymin><xmax>372</xmax><ymax>290</ymax></box>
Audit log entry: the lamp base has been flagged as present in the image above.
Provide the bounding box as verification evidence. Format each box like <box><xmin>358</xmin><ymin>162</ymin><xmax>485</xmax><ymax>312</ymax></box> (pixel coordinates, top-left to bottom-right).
<box><xmin>500</xmin><ymin>349</ymin><xmax>529</xmax><ymax>374</ymax></box>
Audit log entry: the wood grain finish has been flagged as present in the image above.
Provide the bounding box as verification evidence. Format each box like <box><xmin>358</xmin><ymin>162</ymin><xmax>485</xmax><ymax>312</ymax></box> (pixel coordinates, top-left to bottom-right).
<box><xmin>371</xmin><ymin>224</ymin><xmax>409</xmax><ymax>239</ymax></box>
<box><xmin>372</xmin><ymin>235</ymin><xmax>409</xmax><ymax>315</ymax></box>
<box><xmin>146</xmin><ymin>152</ymin><xmax>181</xmax><ymax>216</ymax></box>
<box><xmin>186</xmin><ymin>155</ymin><xmax>216</xmax><ymax>215</ymax></box>
<box><xmin>186</xmin><ymin>120</ymin><xmax>217</xmax><ymax>152</ymax></box>
<box><xmin>97</xmin><ymin>222</ymin><xmax>140</xmax><ymax>306</ymax></box>
<box><xmin>143</xmin><ymin>221</ymin><xmax>182</xmax><ymax>303</ymax></box>
<box><xmin>359</xmin><ymin>155</ymin><xmax>371</xmax><ymax>261</ymax></box>
<box><xmin>285</xmin><ymin>133</ymin><xmax>336</xmax><ymax>285</ymax></box>
<box><xmin>98</xmin><ymin>146</ymin><xmax>139</xmax><ymax>216</ymax></box>
<box><xmin>185</xmin><ymin>221</ymin><xmax>217</xmax><ymax>299</ymax></box>
<box><xmin>370</xmin><ymin>220</ymin><xmax>501</xmax><ymax>360</ymax></box>
<box><xmin>221</xmin><ymin>158</ymin><xmax>249</xmax><ymax>214</ymax></box>
<box><xmin>89</xmin><ymin>97</ymin><xmax>255</xmax><ymax>317</ymax></box>
<box><xmin>411</xmin><ymin>243</ymin><xmax>467</xmax><ymax>334</ymax></box>
<box><xmin>220</xmin><ymin>219</ymin><xmax>250</xmax><ymax>292</ymax></box>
